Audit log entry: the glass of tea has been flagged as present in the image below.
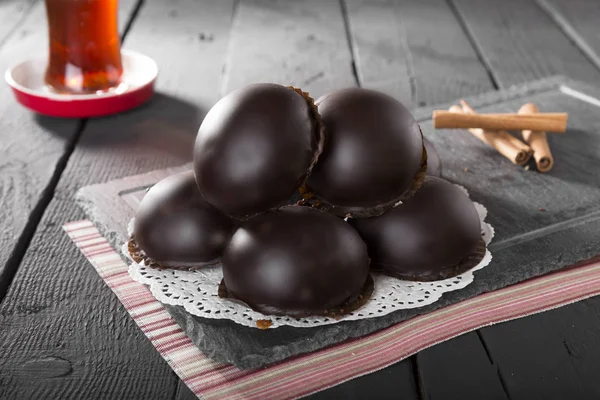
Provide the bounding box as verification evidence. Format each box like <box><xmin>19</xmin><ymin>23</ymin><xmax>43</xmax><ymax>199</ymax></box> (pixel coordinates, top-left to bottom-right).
<box><xmin>44</xmin><ymin>0</ymin><xmax>123</xmax><ymax>94</ymax></box>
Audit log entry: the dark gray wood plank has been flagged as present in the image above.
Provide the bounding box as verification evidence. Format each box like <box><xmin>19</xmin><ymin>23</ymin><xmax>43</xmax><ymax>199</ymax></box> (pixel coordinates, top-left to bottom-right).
<box><xmin>0</xmin><ymin>1</ymin><xmax>235</xmax><ymax>399</ymax></box>
<box><xmin>222</xmin><ymin>0</ymin><xmax>356</xmax><ymax>98</ymax></box>
<box><xmin>538</xmin><ymin>0</ymin><xmax>600</xmax><ymax>71</ymax></box>
<box><xmin>0</xmin><ymin>1</ymin><xmax>80</xmax><ymax>300</ymax></box>
<box><xmin>417</xmin><ymin>332</ymin><xmax>509</xmax><ymax>400</ymax></box>
<box><xmin>0</xmin><ymin>0</ymin><xmax>136</xmax><ymax>50</ymax></box>
<box><xmin>479</xmin><ymin>296</ymin><xmax>600</xmax><ymax>400</ymax></box>
<box><xmin>307</xmin><ymin>360</ymin><xmax>419</xmax><ymax>400</ymax></box>
<box><xmin>451</xmin><ymin>0</ymin><xmax>600</xmax><ymax>87</ymax></box>
<box><xmin>0</xmin><ymin>0</ymin><xmax>37</xmax><ymax>49</ymax></box>
<box><xmin>0</xmin><ymin>0</ymin><xmax>139</xmax><ymax>299</ymax></box>
<box><xmin>344</xmin><ymin>0</ymin><xmax>494</xmax><ymax>107</ymax></box>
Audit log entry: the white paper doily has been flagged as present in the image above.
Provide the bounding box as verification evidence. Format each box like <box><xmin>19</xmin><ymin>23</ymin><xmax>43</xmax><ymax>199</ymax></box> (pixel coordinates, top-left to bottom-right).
<box><xmin>125</xmin><ymin>191</ymin><xmax>494</xmax><ymax>329</ymax></box>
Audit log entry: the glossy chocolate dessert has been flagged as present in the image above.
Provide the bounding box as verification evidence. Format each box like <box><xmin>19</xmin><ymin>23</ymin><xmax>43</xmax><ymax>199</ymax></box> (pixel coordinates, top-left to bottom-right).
<box><xmin>132</xmin><ymin>171</ymin><xmax>236</xmax><ymax>269</ymax></box>
<box><xmin>194</xmin><ymin>83</ymin><xmax>323</xmax><ymax>220</ymax></box>
<box><xmin>305</xmin><ymin>88</ymin><xmax>427</xmax><ymax>218</ymax></box>
<box><xmin>221</xmin><ymin>206</ymin><xmax>372</xmax><ymax>317</ymax></box>
<box><xmin>424</xmin><ymin>137</ymin><xmax>442</xmax><ymax>177</ymax></box>
<box><xmin>350</xmin><ymin>177</ymin><xmax>484</xmax><ymax>281</ymax></box>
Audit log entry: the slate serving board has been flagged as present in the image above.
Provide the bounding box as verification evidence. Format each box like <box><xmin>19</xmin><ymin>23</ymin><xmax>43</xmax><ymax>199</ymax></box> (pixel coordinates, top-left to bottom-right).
<box><xmin>77</xmin><ymin>76</ymin><xmax>600</xmax><ymax>369</ymax></box>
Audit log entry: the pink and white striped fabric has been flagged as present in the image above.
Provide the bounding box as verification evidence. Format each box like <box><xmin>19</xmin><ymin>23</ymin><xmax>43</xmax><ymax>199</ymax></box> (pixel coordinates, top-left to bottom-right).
<box><xmin>64</xmin><ymin>220</ymin><xmax>600</xmax><ymax>400</ymax></box>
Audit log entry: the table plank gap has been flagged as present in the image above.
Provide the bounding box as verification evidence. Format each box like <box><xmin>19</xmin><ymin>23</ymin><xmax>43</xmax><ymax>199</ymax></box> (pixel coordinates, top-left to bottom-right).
<box><xmin>217</xmin><ymin>0</ymin><xmax>241</xmax><ymax>98</ymax></box>
<box><xmin>475</xmin><ymin>331</ymin><xmax>512</xmax><ymax>398</ymax></box>
<box><xmin>0</xmin><ymin>119</ymin><xmax>86</xmax><ymax>301</ymax></box>
<box><xmin>536</xmin><ymin>0</ymin><xmax>600</xmax><ymax>72</ymax></box>
<box><xmin>478</xmin><ymin>296</ymin><xmax>600</xmax><ymax>399</ymax></box>
<box><xmin>416</xmin><ymin>332</ymin><xmax>510</xmax><ymax>400</ymax></box>
<box><xmin>410</xmin><ymin>355</ymin><xmax>425</xmax><ymax>400</ymax></box>
<box><xmin>343</xmin><ymin>0</ymin><xmax>495</xmax><ymax>107</ymax></box>
<box><xmin>338</xmin><ymin>0</ymin><xmax>362</xmax><ymax>87</ymax></box>
<box><xmin>452</xmin><ymin>0</ymin><xmax>600</xmax><ymax>87</ymax></box>
<box><xmin>446</xmin><ymin>0</ymin><xmax>500</xmax><ymax>89</ymax></box>
<box><xmin>220</xmin><ymin>0</ymin><xmax>356</xmax><ymax>98</ymax></box>
<box><xmin>119</xmin><ymin>0</ymin><xmax>145</xmax><ymax>39</ymax></box>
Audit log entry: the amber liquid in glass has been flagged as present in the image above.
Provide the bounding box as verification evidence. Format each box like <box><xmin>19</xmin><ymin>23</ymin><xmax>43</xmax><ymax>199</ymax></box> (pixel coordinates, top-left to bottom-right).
<box><xmin>44</xmin><ymin>0</ymin><xmax>123</xmax><ymax>94</ymax></box>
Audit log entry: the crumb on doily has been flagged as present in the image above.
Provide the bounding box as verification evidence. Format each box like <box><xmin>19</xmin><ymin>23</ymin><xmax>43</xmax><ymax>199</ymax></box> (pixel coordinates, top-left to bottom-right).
<box><xmin>256</xmin><ymin>319</ymin><xmax>272</xmax><ymax>329</ymax></box>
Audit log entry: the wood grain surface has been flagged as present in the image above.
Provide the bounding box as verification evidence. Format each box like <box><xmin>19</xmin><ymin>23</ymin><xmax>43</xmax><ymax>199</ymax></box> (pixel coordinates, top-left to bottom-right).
<box><xmin>2</xmin><ymin>0</ymin><xmax>600</xmax><ymax>399</ymax></box>
<box><xmin>0</xmin><ymin>0</ymin><xmax>38</xmax><ymax>48</ymax></box>
<box><xmin>309</xmin><ymin>361</ymin><xmax>419</xmax><ymax>400</ymax></box>
<box><xmin>0</xmin><ymin>0</ymin><xmax>139</xmax><ymax>300</ymax></box>
<box><xmin>344</xmin><ymin>0</ymin><xmax>494</xmax><ymax>107</ymax></box>
<box><xmin>452</xmin><ymin>0</ymin><xmax>600</xmax><ymax>87</ymax></box>
<box><xmin>472</xmin><ymin>84</ymin><xmax>600</xmax><ymax>399</ymax></box>
<box><xmin>538</xmin><ymin>0</ymin><xmax>600</xmax><ymax>71</ymax></box>
<box><xmin>0</xmin><ymin>1</ymin><xmax>80</xmax><ymax>300</ymax></box>
<box><xmin>0</xmin><ymin>1</ymin><xmax>235</xmax><ymax>399</ymax></box>
<box><xmin>478</xmin><ymin>295</ymin><xmax>600</xmax><ymax>399</ymax></box>
<box><xmin>222</xmin><ymin>0</ymin><xmax>356</xmax><ymax>98</ymax></box>
<box><xmin>423</xmin><ymin>2</ymin><xmax>600</xmax><ymax>398</ymax></box>
<box><xmin>417</xmin><ymin>333</ymin><xmax>509</xmax><ymax>400</ymax></box>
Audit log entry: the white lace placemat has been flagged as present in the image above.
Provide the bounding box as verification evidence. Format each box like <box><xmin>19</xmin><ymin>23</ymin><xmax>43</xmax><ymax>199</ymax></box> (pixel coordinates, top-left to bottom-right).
<box><xmin>125</xmin><ymin>191</ymin><xmax>494</xmax><ymax>329</ymax></box>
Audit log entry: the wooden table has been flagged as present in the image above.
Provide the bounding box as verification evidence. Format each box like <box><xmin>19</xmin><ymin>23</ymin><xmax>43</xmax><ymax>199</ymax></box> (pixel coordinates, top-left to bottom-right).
<box><xmin>1</xmin><ymin>1</ymin><xmax>600</xmax><ymax>399</ymax></box>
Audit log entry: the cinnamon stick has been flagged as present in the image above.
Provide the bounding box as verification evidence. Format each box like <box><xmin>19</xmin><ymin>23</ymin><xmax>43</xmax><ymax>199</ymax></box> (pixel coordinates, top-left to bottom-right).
<box><xmin>433</xmin><ymin>110</ymin><xmax>568</xmax><ymax>133</ymax></box>
<box><xmin>518</xmin><ymin>103</ymin><xmax>554</xmax><ymax>172</ymax></box>
<box><xmin>449</xmin><ymin>104</ymin><xmax>532</xmax><ymax>165</ymax></box>
<box><xmin>460</xmin><ymin>101</ymin><xmax>533</xmax><ymax>153</ymax></box>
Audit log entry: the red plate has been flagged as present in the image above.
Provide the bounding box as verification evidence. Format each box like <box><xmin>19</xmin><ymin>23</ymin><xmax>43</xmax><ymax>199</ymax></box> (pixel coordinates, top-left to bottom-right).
<box><xmin>4</xmin><ymin>49</ymin><xmax>158</xmax><ymax>118</ymax></box>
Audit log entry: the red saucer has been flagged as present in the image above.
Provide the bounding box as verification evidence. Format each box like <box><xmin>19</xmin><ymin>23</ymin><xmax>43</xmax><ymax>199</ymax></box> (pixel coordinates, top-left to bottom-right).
<box><xmin>4</xmin><ymin>49</ymin><xmax>158</xmax><ymax>118</ymax></box>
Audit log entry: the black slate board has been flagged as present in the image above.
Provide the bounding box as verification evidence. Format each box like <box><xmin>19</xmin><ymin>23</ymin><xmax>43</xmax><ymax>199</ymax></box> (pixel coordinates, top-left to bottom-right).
<box><xmin>77</xmin><ymin>76</ymin><xmax>600</xmax><ymax>369</ymax></box>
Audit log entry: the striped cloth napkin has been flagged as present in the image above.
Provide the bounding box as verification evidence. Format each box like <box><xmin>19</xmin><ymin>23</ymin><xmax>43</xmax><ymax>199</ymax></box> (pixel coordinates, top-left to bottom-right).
<box><xmin>64</xmin><ymin>220</ymin><xmax>600</xmax><ymax>400</ymax></box>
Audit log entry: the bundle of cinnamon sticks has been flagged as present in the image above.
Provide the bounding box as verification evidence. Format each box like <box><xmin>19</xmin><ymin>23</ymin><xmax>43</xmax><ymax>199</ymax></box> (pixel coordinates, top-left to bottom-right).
<box><xmin>433</xmin><ymin>102</ymin><xmax>567</xmax><ymax>172</ymax></box>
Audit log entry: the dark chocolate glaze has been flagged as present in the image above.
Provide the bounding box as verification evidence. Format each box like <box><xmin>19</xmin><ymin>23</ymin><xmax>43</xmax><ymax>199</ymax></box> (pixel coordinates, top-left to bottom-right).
<box><xmin>134</xmin><ymin>171</ymin><xmax>236</xmax><ymax>268</ymax></box>
<box><xmin>350</xmin><ymin>177</ymin><xmax>482</xmax><ymax>281</ymax></box>
<box><xmin>194</xmin><ymin>83</ymin><xmax>322</xmax><ymax>220</ymax></box>
<box><xmin>222</xmin><ymin>206</ymin><xmax>370</xmax><ymax>316</ymax></box>
<box><xmin>306</xmin><ymin>88</ymin><xmax>425</xmax><ymax>217</ymax></box>
<box><xmin>423</xmin><ymin>137</ymin><xmax>442</xmax><ymax>177</ymax></box>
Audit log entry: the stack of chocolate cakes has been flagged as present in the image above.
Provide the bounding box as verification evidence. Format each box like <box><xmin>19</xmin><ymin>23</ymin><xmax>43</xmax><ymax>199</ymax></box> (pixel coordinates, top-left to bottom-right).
<box><xmin>129</xmin><ymin>83</ymin><xmax>486</xmax><ymax>318</ymax></box>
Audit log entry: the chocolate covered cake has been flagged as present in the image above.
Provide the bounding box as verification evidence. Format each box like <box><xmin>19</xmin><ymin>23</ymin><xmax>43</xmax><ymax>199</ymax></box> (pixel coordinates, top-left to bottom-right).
<box><xmin>127</xmin><ymin>83</ymin><xmax>491</xmax><ymax>321</ymax></box>
<box><xmin>131</xmin><ymin>171</ymin><xmax>236</xmax><ymax>269</ymax></box>
<box><xmin>350</xmin><ymin>177</ymin><xmax>485</xmax><ymax>281</ymax></box>
<box><xmin>304</xmin><ymin>88</ymin><xmax>427</xmax><ymax>218</ymax></box>
<box><xmin>193</xmin><ymin>83</ymin><xmax>323</xmax><ymax>220</ymax></box>
<box><xmin>221</xmin><ymin>206</ymin><xmax>372</xmax><ymax>317</ymax></box>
